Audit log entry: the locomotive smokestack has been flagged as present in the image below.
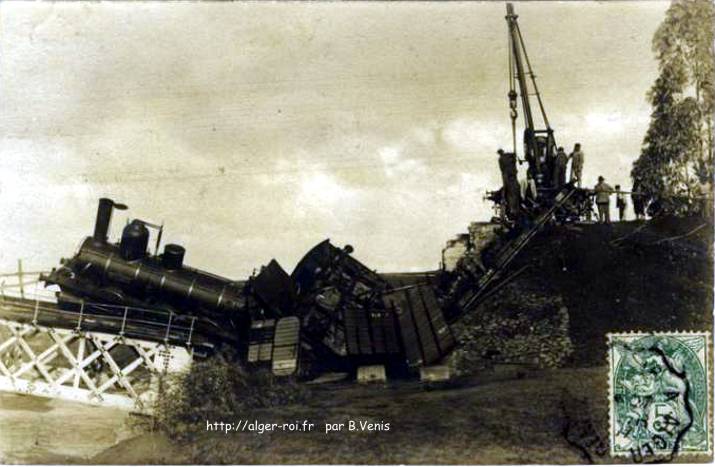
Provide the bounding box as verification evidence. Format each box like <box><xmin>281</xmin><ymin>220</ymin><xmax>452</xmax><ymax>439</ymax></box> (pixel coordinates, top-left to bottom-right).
<box><xmin>93</xmin><ymin>198</ymin><xmax>127</xmax><ymax>243</ymax></box>
<box><xmin>93</xmin><ymin>198</ymin><xmax>114</xmax><ymax>243</ymax></box>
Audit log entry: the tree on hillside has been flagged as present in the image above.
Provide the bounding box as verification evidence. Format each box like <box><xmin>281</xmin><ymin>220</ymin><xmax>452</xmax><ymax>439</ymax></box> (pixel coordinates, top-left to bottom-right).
<box><xmin>632</xmin><ymin>0</ymin><xmax>714</xmax><ymax>216</ymax></box>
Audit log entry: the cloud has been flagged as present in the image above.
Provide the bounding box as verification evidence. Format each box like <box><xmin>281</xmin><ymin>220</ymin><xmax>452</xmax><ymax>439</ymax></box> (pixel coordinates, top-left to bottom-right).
<box><xmin>297</xmin><ymin>172</ymin><xmax>359</xmax><ymax>214</ymax></box>
<box><xmin>0</xmin><ymin>2</ymin><xmax>666</xmax><ymax>276</ymax></box>
<box><xmin>441</xmin><ymin>118</ymin><xmax>510</xmax><ymax>155</ymax></box>
<box><xmin>584</xmin><ymin>112</ymin><xmax>624</xmax><ymax>133</ymax></box>
<box><xmin>379</xmin><ymin>146</ymin><xmax>401</xmax><ymax>165</ymax></box>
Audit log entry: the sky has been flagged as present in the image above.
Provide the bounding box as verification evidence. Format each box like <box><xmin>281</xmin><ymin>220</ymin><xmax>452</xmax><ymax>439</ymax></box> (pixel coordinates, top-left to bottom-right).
<box><xmin>0</xmin><ymin>1</ymin><xmax>668</xmax><ymax>279</ymax></box>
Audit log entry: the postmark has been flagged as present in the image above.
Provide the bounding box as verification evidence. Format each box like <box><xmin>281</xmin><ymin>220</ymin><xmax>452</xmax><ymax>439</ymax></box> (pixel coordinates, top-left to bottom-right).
<box><xmin>608</xmin><ymin>332</ymin><xmax>711</xmax><ymax>460</ymax></box>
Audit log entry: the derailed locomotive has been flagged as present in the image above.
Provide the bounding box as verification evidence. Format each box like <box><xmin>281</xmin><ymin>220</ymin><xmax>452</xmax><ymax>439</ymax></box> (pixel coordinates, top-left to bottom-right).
<box><xmin>41</xmin><ymin>198</ymin><xmax>457</xmax><ymax>377</ymax></box>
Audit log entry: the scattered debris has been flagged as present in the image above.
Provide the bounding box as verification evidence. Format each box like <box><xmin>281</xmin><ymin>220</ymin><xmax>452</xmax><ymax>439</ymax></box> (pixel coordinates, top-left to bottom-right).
<box><xmin>357</xmin><ymin>365</ymin><xmax>386</xmax><ymax>384</ymax></box>
<box><xmin>419</xmin><ymin>365</ymin><xmax>451</xmax><ymax>382</ymax></box>
<box><xmin>306</xmin><ymin>372</ymin><xmax>350</xmax><ymax>385</ymax></box>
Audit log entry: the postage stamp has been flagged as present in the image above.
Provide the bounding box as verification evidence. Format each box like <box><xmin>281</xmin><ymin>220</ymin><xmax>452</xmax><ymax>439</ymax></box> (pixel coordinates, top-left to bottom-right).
<box><xmin>608</xmin><ymin>332</ymin><xmax>711</xmax><ymax>459</ymax></box>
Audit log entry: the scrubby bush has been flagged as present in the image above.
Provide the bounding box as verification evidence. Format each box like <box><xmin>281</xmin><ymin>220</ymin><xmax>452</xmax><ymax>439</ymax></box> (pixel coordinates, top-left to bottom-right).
<box><xmin>154</xmin><ymin>352</ymin><xmax>309</xmax><ymax>440</ymax></box>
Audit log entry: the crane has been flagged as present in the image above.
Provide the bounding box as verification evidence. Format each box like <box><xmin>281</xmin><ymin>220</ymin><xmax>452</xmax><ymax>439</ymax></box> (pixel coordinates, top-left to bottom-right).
<box><xmin>448</xmin><ymin>3</ymin><xmax>595</xmax><ymax>319</ymax></box>
<box><xmin>486</xmin><ymin>3</ymin><xmax>592</xmax><ymax>225</ymax></box>
<box><xmin>505</xmin><ymin>2</ymin><xmax>557</xmax><ymax>192</ymax></box>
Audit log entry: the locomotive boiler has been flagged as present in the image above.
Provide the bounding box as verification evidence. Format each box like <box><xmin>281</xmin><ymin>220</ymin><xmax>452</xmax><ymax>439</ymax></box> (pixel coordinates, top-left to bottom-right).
<box><xmin>41</xmin><ymin>198</ymin><xmax>252</xmax><ymax>346</ymax></box>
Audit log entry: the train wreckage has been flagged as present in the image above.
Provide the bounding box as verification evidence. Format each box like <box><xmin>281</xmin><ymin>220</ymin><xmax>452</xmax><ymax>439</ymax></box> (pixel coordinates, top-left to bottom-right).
<box><xmin>39</xmin><ymin>198</ymin><xmax>458</xmax><ymax>376</ymax></box>
<box><xmin>36</xmin><ymin>186</ymin><xmax>581</xmax><ymax>378</ymax></box>
<box><xmin>0</xmin><ymin>3</ymin><xmax>595</xmax><ymax>409</ymax></box>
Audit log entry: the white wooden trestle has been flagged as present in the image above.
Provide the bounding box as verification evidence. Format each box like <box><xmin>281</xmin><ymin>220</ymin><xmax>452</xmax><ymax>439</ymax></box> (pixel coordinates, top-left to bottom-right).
<box><xmin>0</xmin><ymin>318</ymin><xmax>192</xmax><ymax>414</ymax></box>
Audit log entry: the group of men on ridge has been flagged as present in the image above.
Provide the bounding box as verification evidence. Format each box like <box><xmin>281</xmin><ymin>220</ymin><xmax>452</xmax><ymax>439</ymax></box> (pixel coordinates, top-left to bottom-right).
<box><xmin>498</xmin><ymin>142</ymin><xmax>637</xmax><ymax>224</ymax></box>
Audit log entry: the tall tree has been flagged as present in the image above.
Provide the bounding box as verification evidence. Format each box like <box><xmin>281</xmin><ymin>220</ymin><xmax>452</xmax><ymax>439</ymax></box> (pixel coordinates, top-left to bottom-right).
<box><xmin>632</xmin><ymin>0</ymin><xmax>714</xmax><ymax>215</ymax></box>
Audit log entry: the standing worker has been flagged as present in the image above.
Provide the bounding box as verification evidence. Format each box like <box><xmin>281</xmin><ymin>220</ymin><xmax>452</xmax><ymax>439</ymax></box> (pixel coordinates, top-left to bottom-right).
<box><xmin>498</xmin><ymin>149</ymin><xmax>520</xmax><ymax>222</ymax></box>
<box><xmin>519</xmin><ymin>174</ymin><xmax>538</xmax><ymax>209</ymax></box>
<box><xmin>552</xmin><ymin>146</ymin><xmax>569</xmax><ymax>188</ymax></box>
<box><xmin>615</xmin><ymin>185</ymin><xmax>627</xmax><ymax>221</ymax></box>
<box><xmin>569</xmin><ymin>143</ymin><xmax>584</xmax><ymax>187</ymax></box>
<box><xmin>594</xmin><ymin>176</ymin><xmax>614</xmax><ymax>224</ymax></box>
<box><xmin>631</xmin><ymin>179</ymin><xmax>645</xmax><ymax>220</ymax></box>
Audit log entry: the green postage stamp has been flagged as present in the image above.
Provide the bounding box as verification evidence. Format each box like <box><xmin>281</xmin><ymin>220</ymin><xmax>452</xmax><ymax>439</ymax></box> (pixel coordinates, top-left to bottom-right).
<box><xmin>608</xmin><ymin>332</ymin><xmax>711</xmax><ymax>459</ymax></box>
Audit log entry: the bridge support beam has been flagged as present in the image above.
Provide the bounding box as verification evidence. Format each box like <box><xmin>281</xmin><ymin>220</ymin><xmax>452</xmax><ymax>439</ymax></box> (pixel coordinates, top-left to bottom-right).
<box><xmin>0</xmin><ymin>318</ymin><xmax>192</xmax><ymax>414</ymax></box>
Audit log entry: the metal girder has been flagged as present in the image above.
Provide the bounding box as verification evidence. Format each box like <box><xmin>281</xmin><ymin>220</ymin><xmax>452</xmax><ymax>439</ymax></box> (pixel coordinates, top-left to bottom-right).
<box><xmin>0</xmin><ymin>318</ymin><xmax>192</xmax><ymax>414</ymax></box>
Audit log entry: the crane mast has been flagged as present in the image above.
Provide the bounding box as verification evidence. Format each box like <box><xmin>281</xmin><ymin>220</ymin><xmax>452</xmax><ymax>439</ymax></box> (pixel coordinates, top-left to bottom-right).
<box><xmin>505</xmin><ymin>3</ymin><xmax>556</xmax><ymax>190</ymax></box>
<box><xmin>481</xmin><ymin>5</ymin><xmax>593</xmax><ymax>242</ymax></box>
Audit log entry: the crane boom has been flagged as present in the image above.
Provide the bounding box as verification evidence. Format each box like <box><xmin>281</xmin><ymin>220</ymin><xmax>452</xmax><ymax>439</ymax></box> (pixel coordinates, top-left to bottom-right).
<box><xmin>505</xmin><ymin>3</ymin><xmax>556</xmax><ymax>190</ymax></box>
<box><xmin>506</xmin><ymin>3</ymin><xmax>534</xmax><ymax>136</ymax></box>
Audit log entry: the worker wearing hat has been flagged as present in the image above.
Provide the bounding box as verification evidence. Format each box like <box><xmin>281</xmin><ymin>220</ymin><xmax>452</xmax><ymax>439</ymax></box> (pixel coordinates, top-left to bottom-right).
<box><xmin>569</xmin><ymin>143</ymin><xmax>584</xmax><ymax>187</ymax></box>
<box><xmin>497</xmin><ymin>148</ymin><xmax>520</xmax><ymax>221</ymax></box>
<box><xmin>553</xmin><ymin>146</ymin><xmax>569</xmax><ymax>188</ymax></box>
<box><xmin>615</xmin><ymin>185</ymin><xmax>627</xmax><ymax>221</ymax></box>
<box><xmin>594</xmin><ymin>175</ymin><xmax>614</xmax><ymax>223</ymax></box>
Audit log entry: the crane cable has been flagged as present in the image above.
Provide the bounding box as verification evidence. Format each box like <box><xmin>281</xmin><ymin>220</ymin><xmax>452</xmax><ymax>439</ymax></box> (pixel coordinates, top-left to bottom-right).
<box><xmin>515</xmin><ymin>23</ymin><xmax>550</xmax><ymax>130</ymax></box>
<box><xmin>507</xmin><ymin>28</ymin><xmax>518</xmax><ymax>157</ymax></box>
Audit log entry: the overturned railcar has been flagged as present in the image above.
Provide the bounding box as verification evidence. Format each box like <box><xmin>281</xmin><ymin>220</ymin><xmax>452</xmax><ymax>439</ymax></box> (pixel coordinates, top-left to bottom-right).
<box><xmin>292</xmin><ymin>240</ymin><xmax>455</xmax><ymax>373</ymax></box>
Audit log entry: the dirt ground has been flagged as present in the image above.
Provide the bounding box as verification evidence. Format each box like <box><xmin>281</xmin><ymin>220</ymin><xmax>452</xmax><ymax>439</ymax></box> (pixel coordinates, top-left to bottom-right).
<box><xmin>5</xmin><ymin>366</ymin><xmax>710</xmax><ymax>464</ymax></box>
<box><xmin>0</xmin><ymin>367</ymin><xmax>607</xmax><ymax>464</ymax></box>
<box><xmin>130</xmin><ymin>367</ymin><xmax>611</xmax><ymax>464</ymax></box>
<box><xmin>0</xmin><ymin>217</ymin><xmax>712</xmax><ymax>464</ymax></box>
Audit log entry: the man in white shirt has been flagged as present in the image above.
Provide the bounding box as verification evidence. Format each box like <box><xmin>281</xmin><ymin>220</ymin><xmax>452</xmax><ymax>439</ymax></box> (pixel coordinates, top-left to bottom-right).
<box><xmin>570</xmin><ymin>143</ymin><xmax>585</xmax><ymax>187</ymax></box>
